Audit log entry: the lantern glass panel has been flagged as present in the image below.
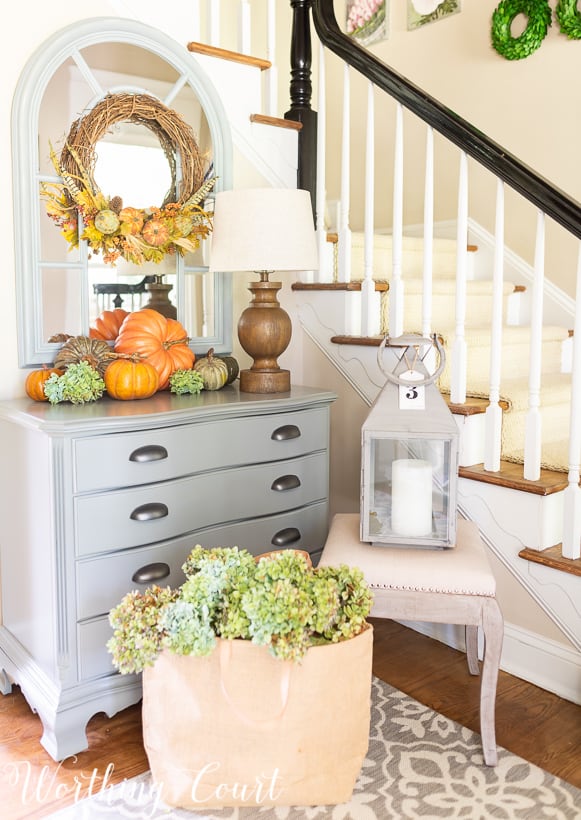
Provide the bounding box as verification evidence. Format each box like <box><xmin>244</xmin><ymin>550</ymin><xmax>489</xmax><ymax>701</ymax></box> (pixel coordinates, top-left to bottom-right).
<box><xmin>362</xmin><ymin>433</ymin><xmax>456</xmax><ymax>548</ymax></box>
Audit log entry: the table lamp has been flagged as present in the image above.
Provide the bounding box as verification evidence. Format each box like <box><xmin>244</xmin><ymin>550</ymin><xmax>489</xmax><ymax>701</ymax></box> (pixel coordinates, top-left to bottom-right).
<box><xmin>209</xmin><ymin>187</ymin><xmax>318</xmax><ymax>393</ymax></box>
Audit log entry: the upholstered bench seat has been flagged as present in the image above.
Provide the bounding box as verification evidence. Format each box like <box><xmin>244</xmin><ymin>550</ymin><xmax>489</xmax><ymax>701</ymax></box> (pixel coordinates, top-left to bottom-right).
<box><xmin>319</xmin><ymin>513</ymin><xmax>504</xmax><ymax>766</ymax></box>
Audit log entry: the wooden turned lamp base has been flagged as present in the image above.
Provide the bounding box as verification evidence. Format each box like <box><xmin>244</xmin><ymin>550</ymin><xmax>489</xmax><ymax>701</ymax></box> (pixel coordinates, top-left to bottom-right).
<box><xmin>237</xmin><ymin>273</ymin><xmax>292</xmax><ymax>394</ymax></box>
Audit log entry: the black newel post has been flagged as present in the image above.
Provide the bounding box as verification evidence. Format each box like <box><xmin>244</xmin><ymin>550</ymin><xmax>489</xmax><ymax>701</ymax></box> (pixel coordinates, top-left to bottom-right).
<box><xmin>285</xmin><ymin>0</ymin><xmax>317</xmax><ymax>214</ymax></box>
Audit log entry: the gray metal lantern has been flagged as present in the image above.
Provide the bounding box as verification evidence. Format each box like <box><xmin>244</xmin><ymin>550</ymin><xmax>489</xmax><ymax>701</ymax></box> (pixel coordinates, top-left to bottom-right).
<box><xmin>361</xmin><ymin>334</ymin><xmax>459</xmax><ymax>549</ymax></box>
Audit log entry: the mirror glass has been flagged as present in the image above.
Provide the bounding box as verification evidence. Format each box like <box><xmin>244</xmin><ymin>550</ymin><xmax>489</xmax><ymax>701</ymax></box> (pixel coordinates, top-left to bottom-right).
<box><xmin>15</xmin><ymin>20</ymin><xmax>232</xmax><ymax>366</ymax></box>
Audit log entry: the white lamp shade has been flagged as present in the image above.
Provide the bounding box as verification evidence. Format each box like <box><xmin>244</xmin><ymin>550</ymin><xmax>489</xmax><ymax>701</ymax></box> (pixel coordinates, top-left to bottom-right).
<box><xmin>208</xmin><ymin>187</ymin><xmax>318</xmax><ymax>273</ymax></box>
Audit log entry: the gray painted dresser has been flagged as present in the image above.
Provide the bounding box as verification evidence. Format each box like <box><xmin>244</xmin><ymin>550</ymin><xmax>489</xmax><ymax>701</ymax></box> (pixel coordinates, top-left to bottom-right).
<box><xmin>0</xmin><ymin>385</ymin><xmax>336</xmax><ymax>760</ymax></box>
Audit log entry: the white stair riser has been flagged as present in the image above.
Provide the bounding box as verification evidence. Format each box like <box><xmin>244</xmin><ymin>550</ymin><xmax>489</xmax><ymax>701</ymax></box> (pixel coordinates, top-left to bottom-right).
<box><xmin>438</xmin><ymin>338</ymin><xmax>565</xmax><ymax>391</ymax></box>
<box><xmin>502</xmin><ymin>404</ymin><xmax>571</xmax><ymax>449</ymax></box>
<box><xmin>348</xmin><ymin>234</ymin><xmax>474</xmax><ymax>280</ymax></box>
<box><xmin>380</xmin><ymin>289</ymin><xmax>516</xmax><ymax>334</ymax></box>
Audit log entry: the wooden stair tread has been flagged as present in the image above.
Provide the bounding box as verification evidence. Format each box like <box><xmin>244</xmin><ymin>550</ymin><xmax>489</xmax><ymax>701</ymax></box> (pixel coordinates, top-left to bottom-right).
<box><xmin>325</xmin><ymin>234</ymin><xmax>479</xmax><ymax>254</ymax></box>
<box><xmin>293</xmin><ymin>282</ymin><xmax>389</xmax><ymax>293</ymax></box>
<box><xmin>446</xmin><ymin>396</ymin><xmax>511</xmax><ymax>414</ymax></box>
<box><xmin>459</xmin><ymin>462</ymin><xmax>567</xmax><ymax>496</ymax></box>
<box><xmin>250</xmin><ymin>113</ymin><xmax>302</xmax><ymax>131</ymax></box>
<box><xmin>187</xmin><ymin>41</ymin><xmax>271</xmax><ymax>70</ymax></box>
<box><xmin>519</xmin><ymin>545</ymin><xmax>581</xmax><ymax>577</ymax></box>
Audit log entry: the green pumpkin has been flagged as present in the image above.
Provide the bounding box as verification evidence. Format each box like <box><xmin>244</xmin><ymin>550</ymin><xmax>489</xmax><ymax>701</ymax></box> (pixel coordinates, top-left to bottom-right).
<box><xmin>194</xmin><ymin>348</ymin><xmax>228</xmax><ymax>391</ymax></box>
<box><xmin>218</xmin><ymin>355</ymin><xmax>239</xmax><ymax>384</ymax></box>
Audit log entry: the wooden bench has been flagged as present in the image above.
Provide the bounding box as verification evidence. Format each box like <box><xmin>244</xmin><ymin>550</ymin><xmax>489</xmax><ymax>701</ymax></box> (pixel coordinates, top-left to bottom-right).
<box><xmin>319</xmin><ymin>514</ymin><xmax>504</xmax><ymax>766</ymax></box>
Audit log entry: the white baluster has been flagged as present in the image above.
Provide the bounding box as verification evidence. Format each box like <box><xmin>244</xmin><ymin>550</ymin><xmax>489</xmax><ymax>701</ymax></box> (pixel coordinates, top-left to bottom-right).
<box><xmin>450</xmin><ymin>150</ymin><xmax>468</xmax><ymax>404</ymax></box>
<box><xmin>523</xmin><ymin>210</ymin><xmax>545</xmax><ymax>481</ymax></box>
<box><xmin>316</xmin><ymin>42</ymin><xmax>330</xmax><ymax>282</ymax></box>
<box><xmin>361</xmin><ymin>80</ymin><xmax>380</xmax><ymax>337</ymax></box>
<box><xmin>484</xmin><ymin>178</ymin><xmax>505</xmax><ymax>472</ymax></box>
<box><xmin>191</xmin><ymin>0</ymin><xmax>201</xmax><ymax>42</ymax></box>
<box><xmin>208</xmin><ymin>0</ymin><xmax>220</xmax><ymax>47</ymax></box>
<box><xmin>265</xmin><ymin>0</ymin><xmax>278</xmax><ymax>116</ymax></box>
<box><xmin>422</xmin><ymin>125</ymin><xmax>434</xmax><ymax>339</ymax></box>
<box><xmin>238</xmin><ymin>0</ymin><xmax>251</xmax><ymax>54</ymax></box>
<box><xmin>562</xmin><ymin>242</ymin><xmax>581</xmax><ymax>560</ymax></box>
<box><xmin>388</xmin><ymin>102</ymin><xmax>404</xmax><ymax>339</ymax></box>
<box><xmin>338</xmin><ymin>62</ymin><xmax>352</xmax><ymax>285</ymax></box>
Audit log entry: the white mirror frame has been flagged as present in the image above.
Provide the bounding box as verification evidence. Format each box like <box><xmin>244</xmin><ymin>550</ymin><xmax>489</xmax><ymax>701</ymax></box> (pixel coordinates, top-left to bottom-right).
<box><xmin>12</xmin><ymin>16</ymin><xmax>233</xmax><ymax>367</ymax></box>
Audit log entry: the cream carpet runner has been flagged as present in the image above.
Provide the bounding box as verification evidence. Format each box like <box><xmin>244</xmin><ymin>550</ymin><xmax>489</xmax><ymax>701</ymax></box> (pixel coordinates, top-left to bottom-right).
<box><xmin>351</xmin><ymin>232</ymin><xmax>573</xmax><ymax>473</ymax></box>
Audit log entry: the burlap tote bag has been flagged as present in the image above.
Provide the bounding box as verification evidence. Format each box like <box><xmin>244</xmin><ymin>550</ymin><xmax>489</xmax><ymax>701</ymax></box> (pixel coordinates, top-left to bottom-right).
<box><xmin>142</xmin><ymin>624</ymin><xmax>373</xmax><ymax>809</ymax></box>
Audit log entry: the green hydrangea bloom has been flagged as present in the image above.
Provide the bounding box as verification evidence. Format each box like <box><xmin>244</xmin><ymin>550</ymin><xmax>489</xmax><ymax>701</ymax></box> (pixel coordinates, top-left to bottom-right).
<box><xmin>107</xmin><ymin>546</ymin><xmax>373</xmax><ymax>673</ymax></box>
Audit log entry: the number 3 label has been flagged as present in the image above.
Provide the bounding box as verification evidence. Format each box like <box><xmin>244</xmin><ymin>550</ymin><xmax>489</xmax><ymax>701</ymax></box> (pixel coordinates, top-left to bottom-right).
<box><xmin>399</xmin><ymin>370</ymin><xmax>425</xmax><ymax>410</ymax></box>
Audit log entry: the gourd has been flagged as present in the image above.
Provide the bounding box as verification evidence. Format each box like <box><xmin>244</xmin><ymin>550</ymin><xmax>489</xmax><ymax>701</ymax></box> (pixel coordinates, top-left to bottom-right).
<box><xmin>219</xmin><ymin>354</ymin><xmax>239</xmax><ymax>385</ymax></box>
<box><xmin>193</xmin><ymin>348</ymin><xmax>228</xmax><ymax>391</ymax></box>
<box><xmin>114</xmin><ymin>309</ymin><xmax>195</xmax><ymax>390</ymax></box>
<box><xmin>89</xmin><ymin>308</ymin><xmax>129</xmax><ymax>341</ymax></box>
<box><xmin>25</xmin><ymin>366</ymin><xmax>65</xmax><ymax>401</ymax></box>
<box><xmin>104</xmin><ymin>358</ymin><xmax>160</xmax><ymax>401</ymax></box>
<box><xmin>54</xmin><ymin>335</ymin><xmax>118</xmax><ymax>377</ymax></box>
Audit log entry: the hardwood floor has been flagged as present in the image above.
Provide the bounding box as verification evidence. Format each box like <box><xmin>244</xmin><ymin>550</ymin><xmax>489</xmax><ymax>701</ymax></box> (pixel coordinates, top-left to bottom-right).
<box><xmin>1</xmin><ymin>620</ymin><xmax>580</xmax><ymax>818</ymax></box>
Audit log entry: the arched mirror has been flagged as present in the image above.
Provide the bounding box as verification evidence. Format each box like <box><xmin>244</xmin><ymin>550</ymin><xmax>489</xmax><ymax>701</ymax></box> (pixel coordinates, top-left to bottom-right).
<box><xmin>13</xmin><ymin>17</ymin><xmax>233</xmax><ymax>367</ymax></box>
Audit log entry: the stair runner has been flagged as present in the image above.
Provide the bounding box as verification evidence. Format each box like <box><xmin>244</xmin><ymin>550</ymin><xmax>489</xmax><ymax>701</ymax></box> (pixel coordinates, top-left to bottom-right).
<box><xmin>347</xmin><ymin>232</ymin><xmax>572</xmax><ymax>473</ymax></box>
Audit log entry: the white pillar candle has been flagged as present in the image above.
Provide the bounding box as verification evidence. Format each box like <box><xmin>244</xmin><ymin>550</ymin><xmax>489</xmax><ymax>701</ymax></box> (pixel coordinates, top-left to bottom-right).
<box><xmin>391</xmin><ymin>458</ymin><xmax>433</xmax><ymax>537</ymax></box>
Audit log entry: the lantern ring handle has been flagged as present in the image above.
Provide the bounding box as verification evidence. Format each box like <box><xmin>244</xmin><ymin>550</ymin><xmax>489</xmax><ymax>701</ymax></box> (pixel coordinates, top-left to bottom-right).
<box><xmin>377</xmin><ymin>334</ymin><xmax>446</xmax><ymax>386</ymax></box>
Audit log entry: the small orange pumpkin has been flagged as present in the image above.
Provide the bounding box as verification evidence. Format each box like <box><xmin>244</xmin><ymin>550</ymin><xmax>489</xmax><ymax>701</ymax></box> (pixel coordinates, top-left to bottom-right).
<box><xmin>104</xmin><ymin>358</ymin><xmax>160</xmax><ymax>401</ymax></box>
<box><xmin>89</xmin><ymin>308</ymin><xmax>130</xmax><ymax>341</ymax></box>
<box><xmin>114</xmin><ymin>309</ymin><xmax>194</xmax><ymax>390</ymax></box>
<box><xmin>25</xmin><ymin>366</ymin><xmax>64</xmax><ymax>402</ymax></box>
<box><xmin>119</xmin><ymin>207</ymin><xmax>145</xmax><ymax>236</ymax></box>
<box><xmin>142</xmin><ymin>219</ymin><xmax>169</xmax><ymax>247</ymax></box>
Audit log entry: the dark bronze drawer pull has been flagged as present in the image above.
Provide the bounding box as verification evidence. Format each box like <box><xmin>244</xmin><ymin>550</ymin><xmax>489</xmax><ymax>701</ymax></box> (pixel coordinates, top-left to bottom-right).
<box><xmin>271</xmin><ymin>424</ymin><xmax>301</xmax><ymax>441</ymax></box>
<box><xmin>132</xmin><ymin>562</ymin><xmax>171</xmax><ymax>584</ymax></box>
<box><xmin>271</xmin><ymin>527</ymin><xmax>301</xmax><ymax>547</ymax></box>
<box><xmin>129</xmin><ymin>445</ymin><xmax>169</xmax><ymax>463</ymax></box>
<box><xmin>271</xmin><ymin>474</ymin><xmax>301</xmax><ymax>492</ymax></box>
<box><xmin>130</xmin><ymin>502</ymin><xmax>169</xmax><ymax>521</ymax></box>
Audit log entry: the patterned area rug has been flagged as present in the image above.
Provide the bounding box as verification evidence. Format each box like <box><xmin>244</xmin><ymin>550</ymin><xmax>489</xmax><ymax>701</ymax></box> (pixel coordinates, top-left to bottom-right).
<box><xmin>49</xmin><ymin>677</ymin><xmax>580</xmax><ymax>819</ymax></box>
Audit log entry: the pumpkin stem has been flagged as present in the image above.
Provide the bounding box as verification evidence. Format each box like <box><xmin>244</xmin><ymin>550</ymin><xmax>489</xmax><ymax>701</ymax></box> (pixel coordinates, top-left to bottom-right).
<box><xmin>162</xmin><ymin>337</ymin><xmax>191</xmax><ymax>350</ymax></box>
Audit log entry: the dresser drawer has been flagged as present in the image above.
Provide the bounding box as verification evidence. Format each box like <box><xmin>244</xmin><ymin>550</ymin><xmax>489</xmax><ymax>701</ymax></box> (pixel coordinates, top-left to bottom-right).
<box><xmin>73</xmin><ymin>407</ymin><xmax>329</xmax><ymax>492</ymax></box>
<box><xmin>77</xmin><ymin>502</ymin><xmax>329</xmax><ymax>621</ymax></box>
<box><xmin>75</xmin><ymin>452</ymin><xmax>328</xmax><ymax>556</ymax></box>
<box><xmin>77</xmin><ymin>503</ymin><xmax>329</xmax><ymax>678</ymax></box>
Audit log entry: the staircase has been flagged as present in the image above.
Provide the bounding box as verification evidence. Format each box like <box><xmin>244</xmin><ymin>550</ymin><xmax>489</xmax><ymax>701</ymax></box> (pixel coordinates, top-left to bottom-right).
<box><xmin>168</xmin><ymin>0</ymin><xmax>581</xmax><ymax>701</ymax></box>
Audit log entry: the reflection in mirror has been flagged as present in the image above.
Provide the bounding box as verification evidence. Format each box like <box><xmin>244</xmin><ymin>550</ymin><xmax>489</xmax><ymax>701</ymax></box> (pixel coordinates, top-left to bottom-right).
<box><xmin>15</xmin><ymin>19</ymin><xmax>232</xmax><ymax>366</ymax></box>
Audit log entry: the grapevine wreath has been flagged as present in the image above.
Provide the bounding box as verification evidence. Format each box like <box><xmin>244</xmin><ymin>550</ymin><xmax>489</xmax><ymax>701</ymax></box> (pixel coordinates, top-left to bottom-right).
<box><xmin>555</xmin><ymin>0</ymin><xmax>581</xmax><ymax>38</ymax></box>
<box><xmin>42</xmin><ymin>92</ymin><xmax>215</xmax><ymax>265</ymax></box>
<box><xmin>491</xmin><ymin>0</ymin><xmax>552</xmax><ymax>59</ymax></box>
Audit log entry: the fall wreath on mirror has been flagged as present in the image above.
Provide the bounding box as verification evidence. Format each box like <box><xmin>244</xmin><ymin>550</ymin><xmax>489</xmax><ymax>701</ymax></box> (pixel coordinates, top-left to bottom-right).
<box><xmin>41</xmin><ymin>93</ymin><xmax>216</xmax><ymax>266</ymax></box>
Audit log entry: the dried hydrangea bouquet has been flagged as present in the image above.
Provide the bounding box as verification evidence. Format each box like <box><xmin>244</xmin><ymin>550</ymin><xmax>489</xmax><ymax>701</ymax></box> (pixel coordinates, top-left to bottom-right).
<box><xmin>108</xmin><ymin>546</ymin><xmax>372</xmax><ymax>673</ymax></box>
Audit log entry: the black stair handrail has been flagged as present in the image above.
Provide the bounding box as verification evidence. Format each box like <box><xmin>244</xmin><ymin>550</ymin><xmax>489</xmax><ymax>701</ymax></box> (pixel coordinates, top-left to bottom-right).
<box><xmin>310</xmin><ymin>0</ymin><xmax>581</xmax><ymax>241</ymax></box>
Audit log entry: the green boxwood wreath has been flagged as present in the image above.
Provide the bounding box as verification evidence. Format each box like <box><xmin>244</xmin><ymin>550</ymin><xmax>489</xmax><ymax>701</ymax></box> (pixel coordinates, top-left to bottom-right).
<box><xmin>555</xmin><ymin>0</ymin><xmax>581</xmax><ymax>38</ymax></box>
<box><xmin>491</xmin><ymin>0</ymin><xmax>552</xmax><ymax>59</ymax></box>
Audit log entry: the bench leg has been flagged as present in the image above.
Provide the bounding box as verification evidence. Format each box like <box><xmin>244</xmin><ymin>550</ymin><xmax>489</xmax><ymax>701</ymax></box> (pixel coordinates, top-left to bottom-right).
<box><xmin>465</xmin><ymin>625</ymin><xmax>480</xmax><ymax>675</ymax></box>
<box><xmin>480</xmin><ymin>597</ymin><xmax>504</xmax><ymax>766</ymax></box>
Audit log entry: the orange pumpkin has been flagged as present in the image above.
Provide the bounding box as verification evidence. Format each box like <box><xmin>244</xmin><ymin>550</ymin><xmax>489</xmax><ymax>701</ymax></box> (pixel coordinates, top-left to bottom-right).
<box><xmin>114</xmin><ymin>309</ymin><xmax>194</xmax><ymax>390</ymax></box>
<box><xmin>25</xmin><ymin>366</ymin><xmax>64</xmax><ymax>402</ymax></box>
<box><xmin>89</xmin><ymin>308</ymin><xmax>130</xmax><ymax>341</ymax></box>
<box><xmin>142</xmin><ymin>219</ymin><xmax>169</xmax><ymax>247</ymax></box>
<box><xmin>104</xmin><ymin>358</ymin><xmax>159</xmax><ymax>401</ymax></box>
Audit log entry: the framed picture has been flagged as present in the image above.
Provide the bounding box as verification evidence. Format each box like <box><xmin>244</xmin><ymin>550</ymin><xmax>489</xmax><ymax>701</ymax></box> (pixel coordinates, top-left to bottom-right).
<box><xmin>347</xmin><ymin>0</ymin><xmax>389</xmax><ymax>47</ymax></box>
<box><xmin>408</xmin><ymin>0</ymin><xmax>460</xmax><ymax>31</ymax></box>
